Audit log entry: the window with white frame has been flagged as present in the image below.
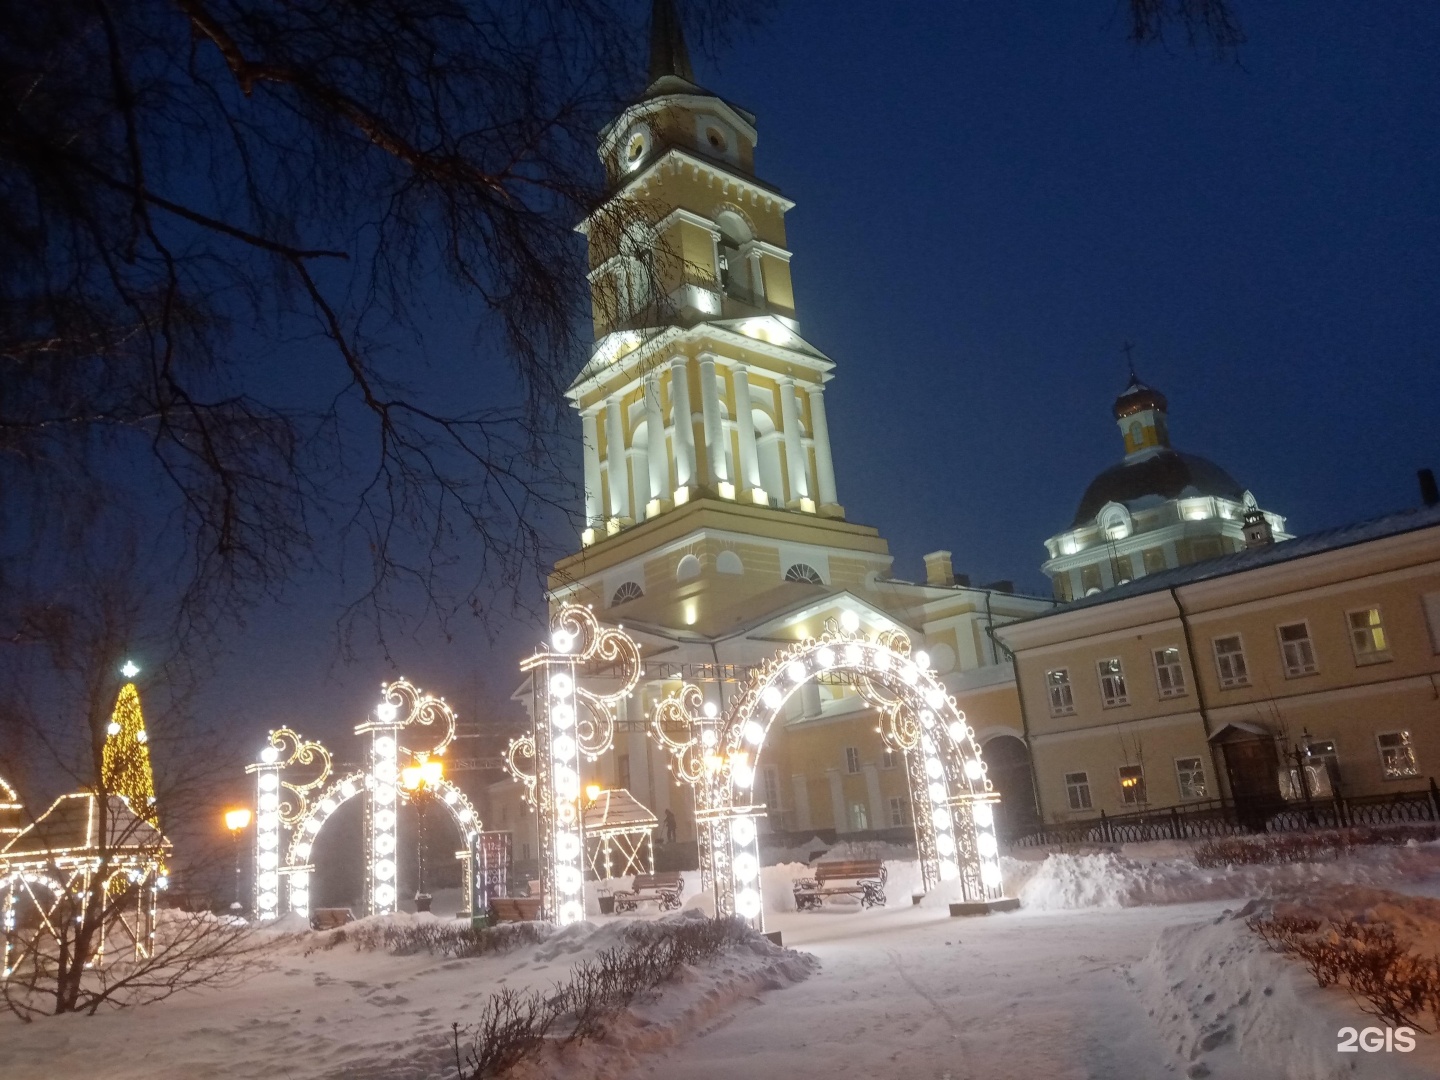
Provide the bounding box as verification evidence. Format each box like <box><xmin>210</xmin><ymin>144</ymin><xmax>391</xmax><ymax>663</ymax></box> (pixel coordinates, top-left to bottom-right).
<box><xmin>1065</xmin><ymin>771</ymin><xmax>1092</xmax><ymax>811</ymax></box>
<box><xmin>888</xmin><ymin>796</ymin><xmax>907</xmax><ymax>827</ymax></box>
<box><xmin>1377</xmin><ymin>731</ymin><xmax>1418</xmax><ymax>779</ymax></box>
<box><xmin>844</xmin><ymin>746</ymin><xmax>861</xmax><ymax>774</ymax></box>
<box><xmin>1174</xmin><ymin>757</ymin><xmax>1207</xmax><ymax>800</ymax></box>
<box><xmin>761</xmin><ymin>766</ymin><xmax>782</xmax><ymax>819</ymax></box>
<box><xmin>1277</xmin><ymin>622</ymin><xmax>1318</xmax><ymax>677</ymax></box>
<box><xmin>1118</xmin><ymin>764</ymin><xmax>1146</xmax><ymax>806</ymax></box>
<box><xmin>1097</xmin><ymin>658</ymin><xmax>1128</xmax><ymax>707</ymax></box>
<box><xmin>1213</xmin><ymin>635</ymin><xmax>1249</xmax><ymax>688</ymax></box>
<box><xmin>1152</xmin><ymin>647</ymin><xmax>1186</xmax><ymax>698</ymax></box>
<box><xmin>1046</xmin><ymin>669</ymin><xmax>1075</xmax><ymax>716</ymax></box>
<box><xmin>610</xmin><ymin>580</ymin><xmax>644</xmax><ymax>606</ymax></box>
<box><xmin>848</xmin><ymin>802</ymin><xmax>869</xmax><ymax>831</ymax></box>
<box><xmin>881</xmin><ymin>747</ymin><xmax>897</xmax><ymax>770</ymax></box>
<box><xmin>1348</xmin><ymin>607</ymin><xmax>1391</xmax><ymax>663</ymax></box>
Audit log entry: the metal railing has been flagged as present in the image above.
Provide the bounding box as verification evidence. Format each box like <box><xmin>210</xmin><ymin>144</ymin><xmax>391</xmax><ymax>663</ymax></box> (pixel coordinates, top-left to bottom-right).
<box><xmin>1008</xmin><ymin>778</ymin><xmax>1440</xmax><ymax>847</ymax></box>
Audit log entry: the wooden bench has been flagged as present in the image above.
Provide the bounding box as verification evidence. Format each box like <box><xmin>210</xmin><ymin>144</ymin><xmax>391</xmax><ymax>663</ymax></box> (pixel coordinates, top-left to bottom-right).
<box><xmin>310</xmin><ymin>907</ymin><xmax>355</xmax><ymax>930</ymax></box>
<box><xmin>490</xmin><ymin>896</ymin><xmax>544</xmax><ymax>922</ymax></box>
<box><xmin>793</xmin><ymin>860</ymin><xmax>887</xmax><ymax>910</ymax></box>
<box><xmin>612</xmin><ymin>873</ymin><xmax>685</xmax><ymax>913</ymax></box>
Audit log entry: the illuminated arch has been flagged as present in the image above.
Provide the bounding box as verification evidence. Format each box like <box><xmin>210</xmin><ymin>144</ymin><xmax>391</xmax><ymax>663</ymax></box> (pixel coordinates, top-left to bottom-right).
<box><xmin>652</xmin><ymin>621</ymin><xmax>1006</xmax><ymax>930</ymax></box>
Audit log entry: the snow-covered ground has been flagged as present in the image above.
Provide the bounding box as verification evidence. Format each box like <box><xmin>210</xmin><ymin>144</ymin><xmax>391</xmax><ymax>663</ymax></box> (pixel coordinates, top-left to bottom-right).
<box><xmin>6</xmin><ymin>842</ymin><xmax>1440</xmax><ymax>1080</ymax></box>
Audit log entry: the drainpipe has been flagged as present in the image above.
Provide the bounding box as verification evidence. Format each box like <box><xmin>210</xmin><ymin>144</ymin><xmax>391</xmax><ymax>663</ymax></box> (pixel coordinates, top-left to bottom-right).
<box><xmin>1170</xmin><ymin>586</ymin><xmax>1225</xmax><ymax>803</ymax></box>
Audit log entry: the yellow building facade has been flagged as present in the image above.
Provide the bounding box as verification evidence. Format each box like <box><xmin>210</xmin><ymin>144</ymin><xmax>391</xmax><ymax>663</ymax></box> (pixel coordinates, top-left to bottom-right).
<box><xmin>999</xmin><ymin>505</ymin><xmax>1440</xmax><ymax>823</ymax></box>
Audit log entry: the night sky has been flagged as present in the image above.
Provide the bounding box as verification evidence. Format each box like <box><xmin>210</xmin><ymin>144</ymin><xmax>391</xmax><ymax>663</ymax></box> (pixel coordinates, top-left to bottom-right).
<box><xmin>201</xmin><ymin>2</ymin><xmax>1440</xmax><ymax>814</ymax></box>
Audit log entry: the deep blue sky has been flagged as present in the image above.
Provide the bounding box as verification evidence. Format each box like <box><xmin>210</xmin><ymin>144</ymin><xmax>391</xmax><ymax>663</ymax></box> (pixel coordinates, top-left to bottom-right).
<box><xmin>203</xmin><ymin>1</ymin><xmax>1440</xmax><ymax>806</ymax></box>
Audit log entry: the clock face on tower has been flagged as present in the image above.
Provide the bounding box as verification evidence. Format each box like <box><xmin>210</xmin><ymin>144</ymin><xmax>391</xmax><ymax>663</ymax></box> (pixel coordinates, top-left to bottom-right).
<box><xmin>623</xmin><ymin>124</ymin><xmax>652</xmax><ymax>171</ymax></box>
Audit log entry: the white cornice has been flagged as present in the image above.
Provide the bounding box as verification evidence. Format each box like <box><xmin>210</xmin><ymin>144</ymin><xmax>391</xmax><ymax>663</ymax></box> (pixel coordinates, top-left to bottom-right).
<box><xmin>577</xmin><ymin>148</ymin><xmax>794</xmax><ymax>236</ymax></box>
<box><xmin>598</xmin><ymin>94</ymin><xmax>760</xmax><ymax>160</ymax></box>
<box><xmin>567</xmin><ymin>320</ymin><xmax>834</xmax><ymax>401</ymax></box>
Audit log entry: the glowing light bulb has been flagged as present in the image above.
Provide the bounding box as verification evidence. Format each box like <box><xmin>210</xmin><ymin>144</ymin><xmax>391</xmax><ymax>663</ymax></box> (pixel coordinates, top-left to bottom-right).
<box><xmin>551</xmin><ymin>628</ymin><xmax>575</xmax><ymax>653</ymax></box>
<box><xmin>964</xmin><ymin>759</ymin><xmax>985</xmax><ymax>780</ymax></box>
<box><xmin>977</xmin><ymin>832</ymin><xmax>998</xmax><ymax>858</ymax></box>
<box><xmin>703</xmin><ymin>700</ymin><xmax>719</xmax><ymax>719</ymax></box>
<box><xmin>731</xmin><ymin>817</ymin><xmax>757</xmax><ymax>846</ymax></box>
<box><xmin>743</xmin><ymin>719</ymin><xmax>765</xmax><ymax>745</ymax></box>
<box><xmin>913</xmin><ymin>651</ymin><xmax>930</xmax><ymax>671</ymax></box>
<box><xmin>839</xmin><ymin>610</ymin><xmax>860</xmax><ymax>633</ymax></box>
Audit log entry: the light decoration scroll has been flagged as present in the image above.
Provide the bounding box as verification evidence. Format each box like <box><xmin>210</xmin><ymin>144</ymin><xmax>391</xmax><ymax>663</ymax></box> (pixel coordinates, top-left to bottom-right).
<box><xmin>245</xmin><ymin>726</ymin><xmax>332</xmax><ymax>921</ymax></box>
<box><xmin>515</xmin><ymin>604</ymin><xmax>642</xmax><ymax>925</ymax></box>
<box><xmin>651</xmin><ymin>613</ymin><xmax>1006</xmax><ymax>931</ymax></box>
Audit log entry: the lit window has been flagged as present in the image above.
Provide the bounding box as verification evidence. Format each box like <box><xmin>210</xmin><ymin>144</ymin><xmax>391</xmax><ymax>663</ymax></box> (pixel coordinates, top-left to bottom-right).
<box><xmin>1174</xmin><ymin>757</ymin><xmax>1207</xmax><ymax>800</ymax></box>
<box><xmin>844</xmin><ymin>746</ymin><xmax>861</xmax><ymax>774</ymax></box>
<box><xmin>1152</xmin><ymin>647</ymin><xmax>1186</xmax><ymax>698</ymax></box>
<box><xmin>888</xmin><ymin>796</ymin><xmax>907</xmax><ymax>827</ymax></box>
<box><xmin>784</xmin><ymin>563</ymin><xmax>824</xmax><ymax>585</ymax></box>
<box><xmin>1377</xmin><ymin>732</ymin><xmax>1418</xmax><ymax>779</ymax></box>
<box><xmin>610</xmin><ymin>580</ymin><xmax>643</xmax><ymax>606</ymax></box>
<box><xmin>1118</xmin><ymin>764</ymin><xmax>1146</xmax><ymax>806</ymax></box>
<box><xmin>1348</xmin><ymin>608</ymin><xmax>1390</xmax><ymax>663</ymax></box>
<box><xmin>1277</xmin><ymin>622</ymin><xmax>1318</xmax><ymax>677</ymax></box>
<box><xmin>1046</xmin><ymin>669</ymin><xmax>1075</xmax><ymax>717</ymax></box>
<box><xmin>1064</xmin><ymin>772</ymin><xmax>1092</xmax><ymax>812</ymax></box>
<box><xmin>1097</xmin><ymin>658</ymin><xmax>1128</xmax><ymax>707</ymax></box>
<box><xmin>1213</xmin><ymin>635</ymin><xmax>1249</xmax><ymax>688</ymax></box>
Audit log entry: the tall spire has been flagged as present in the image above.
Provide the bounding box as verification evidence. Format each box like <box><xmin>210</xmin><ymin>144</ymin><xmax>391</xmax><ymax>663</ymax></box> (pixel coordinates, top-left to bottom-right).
<box><xmin>648</xmin><ymin>0</ymin><xmax>694</xmax><ymax>84</ymax></box>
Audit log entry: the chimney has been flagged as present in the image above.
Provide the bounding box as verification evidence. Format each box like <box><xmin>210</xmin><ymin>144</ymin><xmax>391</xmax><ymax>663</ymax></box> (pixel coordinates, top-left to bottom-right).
<box><xmin>1242</xmin><ymin>506</ymin><xmax>1274</xmax><ymax>549</ymax></box>
<box><xmin>923</xmin><ymin>550</ymin><xmax>955</xmax><ymax>587</ymax></box>
<box><xmin>1420</xmin><ymin>468</ymin><xmax>1439</xmax><ymax>508</ymax></box>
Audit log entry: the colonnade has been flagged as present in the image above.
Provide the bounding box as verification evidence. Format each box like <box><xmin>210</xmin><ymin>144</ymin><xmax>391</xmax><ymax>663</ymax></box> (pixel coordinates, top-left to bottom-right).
<box><xmin>581</xmin><ymin>355</ymin><xmax>838</xmax><ymax>532</ymax></box>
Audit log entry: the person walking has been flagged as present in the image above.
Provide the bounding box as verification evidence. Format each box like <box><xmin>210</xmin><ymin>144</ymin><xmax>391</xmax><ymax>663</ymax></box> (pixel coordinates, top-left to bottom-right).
<box><xmin>664</xmin><ymin>808</ymin><xmax>677</xmax><ymax>844</ymax></box>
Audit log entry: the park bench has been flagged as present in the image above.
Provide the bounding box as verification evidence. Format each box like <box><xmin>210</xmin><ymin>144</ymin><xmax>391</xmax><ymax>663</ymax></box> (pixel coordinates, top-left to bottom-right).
<box><xmin>611</xmin><ymin>873</ymin><xmax>685</xmax><ymax>913</ymax></box>
<box><xmin>792</xmin><ymin>859</ymin><xmax>887</xmax><ymax>911</ymax></box>
<box><xmin>490</xmin><ymin>896</ymin><xmax>544</xmax><ymax>922</ymax></box>
<box><xmin>310</xmin><ymin>907</ymin><xmax>355</xmax><ymax>930</ymax></box>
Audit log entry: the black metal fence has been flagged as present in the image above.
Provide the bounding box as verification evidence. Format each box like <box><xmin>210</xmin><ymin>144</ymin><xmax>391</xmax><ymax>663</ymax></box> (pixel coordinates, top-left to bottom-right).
<box><xmin>1008</xmin><ymin>778</ymin><xmax>1440</xmax><ymax>848</ymax></box>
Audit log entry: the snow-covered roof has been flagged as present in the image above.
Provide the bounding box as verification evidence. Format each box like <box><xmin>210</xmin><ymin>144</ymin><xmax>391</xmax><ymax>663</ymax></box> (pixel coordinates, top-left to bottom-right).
<box><xmin>583</xmin><ymin>788</ymin><xmax>658</xmax><ymax>836</ymax></box>
<box><xmin>1031</xmin><ymin>503</ymin><xmax>1440</xmax><ymax>619</ymax></box>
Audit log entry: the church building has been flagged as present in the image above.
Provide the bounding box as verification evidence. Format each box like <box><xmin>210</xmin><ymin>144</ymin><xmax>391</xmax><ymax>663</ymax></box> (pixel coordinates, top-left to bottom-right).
<box><xmin>484</xmin><ymin>3</ymin><xmax>1055</xmax><ymax>870</ymax></box>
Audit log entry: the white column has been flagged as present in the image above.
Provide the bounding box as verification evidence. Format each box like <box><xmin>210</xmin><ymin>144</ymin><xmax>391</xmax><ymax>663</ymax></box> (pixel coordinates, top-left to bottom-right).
<box><xmin>644</xmin><ymin>371</ymin><xmax>667</xmax><ymax>512</ymax></box>
<box><xmin>698</xmin><ymin>353</ymin><xmax>728</xmax><ymax>490</ymax></box>
<box><xmin>863</xmin><ymin>764</ymin><xmax>884</xmax><ymax>832</ymax></box>
<box><xmin>669</xmin><ymin>357</ymin><xmax>696</xmax><ymax>489</ymax></box>
<box><xmin>807</xmin><ymin>385</ymin><xmax>838</xmax><ymax>508</ymax></box>
<box><xmin>604</xmin><ymin>396</ymin><xmax>629</xmax><ymax>520</ymax></box>
<box><xmin>746</xmin><ymin>248</ymin><xmax>766</xmax><ymax>301</ymax></box>
<box><xmin>792</xmin><ymin>774</ymin><xmax>811</xmax><ymax>831</ymax></box>
<box><xmin>778</xmin><ymin>377</ymin><xmax>809</xmax><ymax>503</ymax></box>
<box><xmin>827</xmin><ymin>770</ymin><xmax>846</xmax><ymax>832</ymax></box>
<box><xmin>732</xmin><ymin>364</ymin><xmax>761</xmax><ymax>492</ymax></box>
<box><xmin>581</xmin><ymin>408</ymin><xmax>603</xmax><ymax>527</ymax></box>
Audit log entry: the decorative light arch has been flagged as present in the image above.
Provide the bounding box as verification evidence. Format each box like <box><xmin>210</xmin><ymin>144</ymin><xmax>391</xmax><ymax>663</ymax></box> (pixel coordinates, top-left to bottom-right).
<box><xmin>247</xmin><ymin>679</ymin><xmax>482</xmax><ymax>922</ymax></box>
<box><xmin>507</xmin><ymin>605</ymin><xmax>642</xmax><ymax>925</ymax></box>
<box><xmin>652</xmin><ymin>616</ymin><xmax>1007</xmax><ymax>930</ymax></box>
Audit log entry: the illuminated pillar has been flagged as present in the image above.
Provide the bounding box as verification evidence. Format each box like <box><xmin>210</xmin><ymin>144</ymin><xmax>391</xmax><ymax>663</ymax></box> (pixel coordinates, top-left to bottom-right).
<box><xmin>746</xmin><ymin>249</ymin><xmax>766</xmax><ymax>302</ymax></box>
<box><xmin>248</xmin><ymin>752</ymin><xmax>283</xmax><ymax>920</ymax></box>
<box><xmin>732</xmin><ymin>364</ymin><xmax>761</xmax><ymax>494</ymax></box>
<box><xmin>669</xmin><ymin>356</ymin><xmax>696</xmax><ymax>490</ymax></box>
<box><xmin>698</xmin><ymin>354</ymin><xmax>729</xmax><ymax>492</ymax></box>
<box><xmin>644</xmin><ymin>371</ymin><xmax>668</xmax><ymax>513</ymax></box>
<box><xmin>807</xmin><ymin>385</ymin><xmax>838</xmax><ymax>509</ymax></box>
<box><xmin>581</xmin><ymin>408</ymin><xmax>602</xmax><ymax>527</ymax></box>
<box><xmin>538</xmin><ymin>636</ymin><xmax>586</xmax><ymax>924</ymax></box>
<box><xmin>778</xmin><ymin>377</ymin><xmax>809</xmax><ymax>504</ymax></box>
<box><xmin>368</xmin><ymin>725</ymin><xmax>400</xmax><ymax>915</ymax></box>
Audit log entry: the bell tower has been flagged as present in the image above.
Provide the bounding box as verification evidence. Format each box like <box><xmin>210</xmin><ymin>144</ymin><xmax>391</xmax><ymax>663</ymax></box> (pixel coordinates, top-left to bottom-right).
<box><xmin>570</xmin><ymin>0</ymin><xmax>842</xmax><ymax>548</ymax></box>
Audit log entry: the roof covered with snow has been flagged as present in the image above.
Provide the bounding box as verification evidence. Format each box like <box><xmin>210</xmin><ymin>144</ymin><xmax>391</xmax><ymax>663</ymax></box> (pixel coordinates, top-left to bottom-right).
<box><xmin>1072</xmin><ymin>448</ymin><xmax>1247</xmax><ymax>527</ymax></box>
<box><xmin>583</xmin><ymin>788</ymin><xmax>658</xmax><ymax>835</ymax></box>
<box><xmin>1037</xmin><ymin>502</ymin><xmax>1440</xmax><ymax>618</ymax></box>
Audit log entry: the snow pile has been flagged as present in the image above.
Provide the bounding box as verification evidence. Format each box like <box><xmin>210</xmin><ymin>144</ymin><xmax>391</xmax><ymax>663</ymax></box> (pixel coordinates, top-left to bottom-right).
<box><xmin>1133</xmin><ymin>890</ymin><xmax>1440</xmax><ymax>1079</ymax></box>
<box><xmin>1013</xmin><ymin>842</ymin><xmax>1440</xmax><ymax>910</ymax></box>
<box><xmin>0</xmin><ymin>910</ymin><xmax>815</xmax><ymax>1080</ymax></box>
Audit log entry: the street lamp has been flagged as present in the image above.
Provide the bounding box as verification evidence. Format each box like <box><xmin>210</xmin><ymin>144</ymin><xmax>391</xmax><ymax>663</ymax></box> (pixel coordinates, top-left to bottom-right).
<box><xmin>224</xmin><ymin>808</ymin><xmax>252</xmax><ymax>914</ymax></box>
<box><xmin>401</xmin><ymin>757</ymin><xmax>443</xmax><ymax>912</ymax></box>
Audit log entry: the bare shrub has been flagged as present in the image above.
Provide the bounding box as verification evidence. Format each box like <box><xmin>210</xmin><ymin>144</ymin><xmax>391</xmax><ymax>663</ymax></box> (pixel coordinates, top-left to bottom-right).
<box><xmin>1196</xmin><ymin>826</ymin><xmax>1440</xmax><ymax>869</ymax></box>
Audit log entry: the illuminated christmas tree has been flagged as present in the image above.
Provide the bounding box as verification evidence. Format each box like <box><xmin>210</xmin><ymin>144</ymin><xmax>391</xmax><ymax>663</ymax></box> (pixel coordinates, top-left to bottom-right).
<box><xmin>102</xmin><ymin>671</ymin><xmax>157</xmax><ymax>823</ymax></box>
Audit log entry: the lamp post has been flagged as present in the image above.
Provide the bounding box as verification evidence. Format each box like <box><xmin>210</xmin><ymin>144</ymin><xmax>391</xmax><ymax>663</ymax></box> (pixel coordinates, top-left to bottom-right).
<box><xmin>224</xmin><ymin>808</ymin><xmax>252</xmax><ymax>913</ymax></box>
<box><xmin>400</xmin><ymin>757</ymin><xmax>443</xmax><ymax>913</ymax></box>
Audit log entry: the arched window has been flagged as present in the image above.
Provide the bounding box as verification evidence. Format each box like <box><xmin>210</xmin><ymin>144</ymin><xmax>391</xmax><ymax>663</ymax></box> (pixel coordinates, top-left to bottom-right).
<box><xmin>716</xmin><ymin>551</ymin><xmax>743</xmax><ymax>575</ymax></box>
<box><xmin>676</xmin><ymin>554</ymin><xmax>701</xmax><ymax>582</ymax></box>
<box><xmin>715</xmin><ymin>211</ymin><xmax>753</xmax><ymax>301</ymax></box>
<box><xmin>784</xmin><ymin>563</ymin><xmax>824</xmax><ymax>585</ymax></box>
<box><xmin>610</xmin><ymin>581</ymin><xmax>643</xmax><ymax>606</ymax></box>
